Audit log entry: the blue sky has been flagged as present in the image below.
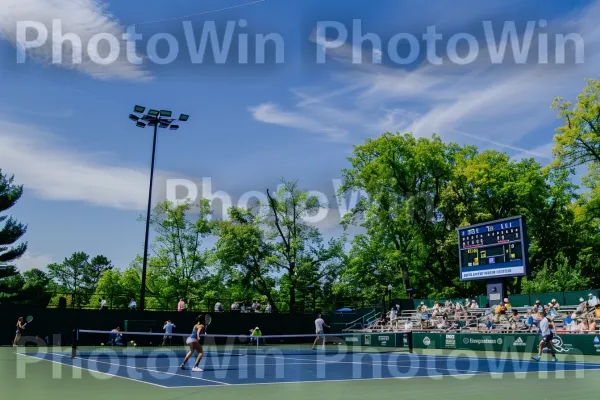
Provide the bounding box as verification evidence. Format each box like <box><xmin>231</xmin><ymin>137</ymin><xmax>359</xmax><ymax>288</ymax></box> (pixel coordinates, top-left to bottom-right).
<box><xmin>0</xmin><ymin>0</ymin><xmax>599</xmax><ymax>271</ymax></box>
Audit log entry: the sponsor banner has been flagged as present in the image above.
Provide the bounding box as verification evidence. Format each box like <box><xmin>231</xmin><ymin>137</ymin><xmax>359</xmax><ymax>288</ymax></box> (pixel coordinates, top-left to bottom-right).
<box><xmin>413</xmin><ymin>332</ymin><xmax>600</xmax><ymax>355</ymax></box>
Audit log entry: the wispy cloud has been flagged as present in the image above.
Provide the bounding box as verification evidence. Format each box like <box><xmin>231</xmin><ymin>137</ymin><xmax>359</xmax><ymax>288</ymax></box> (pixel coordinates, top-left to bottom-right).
<box><xmin>251</xmin><ymin>0</ymin><xmax>600</xmax><ymax>158</ymax></box>
<box><xmin>0</xmin><ymin>119</ymin><xmax>158</xmax><ymax>210</ymax></box>
<box><xmin>249</xmin><ymin>103</ymin><xmax>350</xmax><ymax>142</ymax></box>
<box><xmin>0</xmin><ymin>0</ymin><xmax>150</xmax><ymax>81</ymax></box>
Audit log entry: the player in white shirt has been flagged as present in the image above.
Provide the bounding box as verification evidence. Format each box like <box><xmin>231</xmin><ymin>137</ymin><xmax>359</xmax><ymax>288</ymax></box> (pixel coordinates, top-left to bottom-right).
<box><xmin>531</xmin><ymin>312</ymin><xmax>558</xmax><ymax>362</ymax></box>
<box><xmin>312</xmin><ymin>313</ymin><xmax>330</xmax><ymax>350</ymax></box>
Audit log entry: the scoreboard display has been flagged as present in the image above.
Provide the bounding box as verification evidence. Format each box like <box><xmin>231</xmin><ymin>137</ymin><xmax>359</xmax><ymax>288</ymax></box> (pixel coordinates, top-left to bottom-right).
<box><xmin>457</xmin><ymin>216</ymin><xmax>529</xmax><ymax>281</ymax></box>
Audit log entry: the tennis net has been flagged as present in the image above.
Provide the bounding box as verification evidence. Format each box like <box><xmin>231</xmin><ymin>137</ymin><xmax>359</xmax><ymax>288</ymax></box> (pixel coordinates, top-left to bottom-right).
<box><xmin>71</xmin><ymin>329</ymin><xmax>412</xmax><ymax>358</ymax></box>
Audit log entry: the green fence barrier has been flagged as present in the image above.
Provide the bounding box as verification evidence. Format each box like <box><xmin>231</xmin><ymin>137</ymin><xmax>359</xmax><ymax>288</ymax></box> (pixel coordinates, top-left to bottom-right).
<box><xmin>343</xmin><ymin>332</ymin><xmax>410</xmax><ymax>348</ymax></box>
<box><xmin>413</xmin><ymin>331</ymin><xmax>600</xmax><ymax>355</ymax></box>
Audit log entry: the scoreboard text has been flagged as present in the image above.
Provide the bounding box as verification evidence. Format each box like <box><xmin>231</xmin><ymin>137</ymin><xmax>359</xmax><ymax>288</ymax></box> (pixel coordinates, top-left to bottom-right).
<box><xmin>457</xmin><ymin>216</ymin><xmax>528</xmax><ymax>281</ymax></box>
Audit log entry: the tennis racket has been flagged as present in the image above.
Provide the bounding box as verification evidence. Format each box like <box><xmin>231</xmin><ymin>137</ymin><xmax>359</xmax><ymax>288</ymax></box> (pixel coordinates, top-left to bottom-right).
<box><xmin>23</xmin><ymin>315</ymin><xmax>33</xmax><ymax>328</ymax></box>
<box><xmin>204</xmin><ymin>314</ymin><xmax>212</xmax><ymax>333</ymax></box>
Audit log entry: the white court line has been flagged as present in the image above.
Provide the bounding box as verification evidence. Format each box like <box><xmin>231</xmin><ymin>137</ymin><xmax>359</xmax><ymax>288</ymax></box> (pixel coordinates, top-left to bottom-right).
<box><xmin>46</xmin><ymin>352</ymin><xmax>230</xmax><ymax>386</ymax></box>
<box><xmin>16</xmin><ymin>353</ymin><xmax>168</xmax><ymax>389</ymax></box>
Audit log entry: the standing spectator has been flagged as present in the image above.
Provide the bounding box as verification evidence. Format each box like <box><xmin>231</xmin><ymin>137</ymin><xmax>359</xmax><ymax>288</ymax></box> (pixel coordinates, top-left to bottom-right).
<box><xmin>265</xmin><ymin>303</ymin><xmax>272</xmax><ymax>313</ymax></box>
<box><xmin>128</xmin><ymin>298</ymin><xmax>137</xmax><ymax>310</ymax></box>
<box><xmin>99</xmin><ymin>298</ymin><xmax>107</xmax><ymax>310</ymax></box>
<box><xmin>177</xmin><ymin>298</ymin><xmax>186</xmax><ymax>312</ymax></box>
<box><xmin>389</xmin><ymin>307</ymin><xmax>398</xmax><ymax>329</ymax></box>
<box><xmin>252</xmin><ymin>300</ymin><xmax>261</xmax><ymax>312</ymax></box>
<box><xmin>214</xmin><ymin>301</ymin><xmax>223</xmax><ymax>312</ymax></box>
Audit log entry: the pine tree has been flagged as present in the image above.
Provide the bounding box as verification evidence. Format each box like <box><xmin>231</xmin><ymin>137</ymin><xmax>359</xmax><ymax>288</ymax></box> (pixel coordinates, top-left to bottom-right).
<box><xmin>0</xmin><ymin>170</ymin><xmax>27</xmax><ymax>280</ymax></box>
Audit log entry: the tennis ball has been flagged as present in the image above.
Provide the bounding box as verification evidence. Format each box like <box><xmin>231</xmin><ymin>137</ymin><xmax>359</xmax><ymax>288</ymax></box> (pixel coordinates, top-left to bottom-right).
<box><xmin>134</xmin><ymin>343</ymin><xmax>137</xmax><ymax>347</ymax></box>
<box><xmin>101</xmin><ymin>343</ymin><xmax>104</xmax><ymax>346</ymax></box>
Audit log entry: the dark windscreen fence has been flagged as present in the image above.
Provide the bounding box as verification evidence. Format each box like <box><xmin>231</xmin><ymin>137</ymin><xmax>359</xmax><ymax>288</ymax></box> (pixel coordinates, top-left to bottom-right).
<box><xmin>71</xmin><ymin>330</ymin><xmax>412</xmax><ymax>358</ymax></box>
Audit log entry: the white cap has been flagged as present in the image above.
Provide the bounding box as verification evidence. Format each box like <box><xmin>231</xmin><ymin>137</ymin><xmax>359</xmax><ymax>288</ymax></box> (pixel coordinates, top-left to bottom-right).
<box><xmin>255</xmin><ymin>327</ymin><xmax>259</xmax><ymax>330</ymax></box>
<box><xmin>580</xmin><ymin>297</ymin><xmax>585</xmax><ymax>302</ymax></box>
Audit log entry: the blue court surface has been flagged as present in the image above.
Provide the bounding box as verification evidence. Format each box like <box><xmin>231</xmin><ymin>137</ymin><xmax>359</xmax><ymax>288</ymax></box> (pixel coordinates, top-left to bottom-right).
<box><xmin>18</xmin><ymin>350</ymin><xmax>600</xmax><ymax>389</ymax></box>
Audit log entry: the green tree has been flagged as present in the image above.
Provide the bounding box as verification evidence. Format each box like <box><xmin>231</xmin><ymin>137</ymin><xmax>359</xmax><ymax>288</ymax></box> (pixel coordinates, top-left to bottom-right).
<box><xmin>265</xmin><ymin>180</ymin><xmax>345</xmax><ymax>312</ymax></box>
<box><xmin>144</xmin><ymin>200</ymin><xmax>214</xmax><ymax>303</ymax></box>
<box><xmin>0</xmin><ymin>170</ymin><xmax>27</xmax><ymax>295</ymax></box>
<box><xmin>215</xmin><ymin>206</ymin><xmax>278</xmax><ymax>310</ymax></box>
<box><xmin>521</xmin><ymin>253</ymin><xmax>590</xmax><ymax>293</ymax></box>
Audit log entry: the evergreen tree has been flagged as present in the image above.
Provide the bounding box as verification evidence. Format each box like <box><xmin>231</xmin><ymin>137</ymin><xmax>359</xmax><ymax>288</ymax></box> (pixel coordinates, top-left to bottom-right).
<box><xmin>0</xmin><ymin>170</ymin><xmax>27</xmax><ymax>296</ymax></box>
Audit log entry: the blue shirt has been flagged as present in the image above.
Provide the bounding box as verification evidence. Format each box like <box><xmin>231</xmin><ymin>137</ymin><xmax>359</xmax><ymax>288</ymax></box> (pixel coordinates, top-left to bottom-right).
<box><xmin>189</xmin><ymin>325</ymin><xmax>200</xmax><ymax>340</ymax></box>
<box><xmin>163</xmin><ymin>322</ymin><xmax>175</xmax><ymax>334</ymax></box>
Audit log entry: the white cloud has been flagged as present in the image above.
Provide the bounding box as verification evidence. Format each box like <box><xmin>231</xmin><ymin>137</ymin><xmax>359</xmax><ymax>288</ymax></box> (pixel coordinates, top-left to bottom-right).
<box><xmin>0</xmin><ymin>0</ymin><xmax>149</xmax><ymax>81</ymax></box>
<box><xmin>0</xmin><ymin>119</ymin><xmax>157</xmax><ymax>210</ymax></box>
<box><xmin>14</xmin><ymin>252</ymin><xmax>53</xmax><ymax>272</ymax></box>
<box><xmin>249</xmin><ymin>103</ymin><xmax>350</xmax><ymax>142</ymax></box>
<box><xmin>253</xmin><ymin>1</ymin><xmax>600</xmax><ymax>157</ymax></box>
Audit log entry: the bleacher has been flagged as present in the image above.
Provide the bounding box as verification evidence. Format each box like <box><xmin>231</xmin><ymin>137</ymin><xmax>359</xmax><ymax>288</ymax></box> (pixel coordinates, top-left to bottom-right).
<box><xmin>347</xmin><ymin>291</ymin><xmax>600</xmax><ymax>334</ymax></box>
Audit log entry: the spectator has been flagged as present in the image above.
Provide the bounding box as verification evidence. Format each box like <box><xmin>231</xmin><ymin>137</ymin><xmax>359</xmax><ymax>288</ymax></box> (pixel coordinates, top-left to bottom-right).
<box><xmin>532</xmin><ymin>300</ymin><xmax>541</xmax><ymax>313</ymax></box>
<box><xmin>231</xmin><ymin>301</ymin><xmax>240</xmax><ymax>311</ymax></box>
<box><xmin>389</xmin><ymin>307</ymin><xmax>398</xmax><ymax>329</ymax></box>
<box><xmin>495</xmin><ymin>302</ymin><xmax>507</xmax><ymax>322</ymax></box>
<box><xmin>551</xmin><ymin>299</ymin><xmax>560</xmax><ymax>310</ymax></box>
<box><xmin>577</xmin><ymin>298</ymin><xmax>587</xmax><ymax>314</ymax></box>
<box><xmin>431</xmin><ymin>301</ymin><xmax>440</xmax><ymax>317</ymax></box>
<box><xmin>562</xmin><ymin>313</ymin><xmax>573</xmax><ymax>331</ymax></box>
<box><xmin>252</xmin><ymin>301</ymin><xmax>261</xmax><ymax>312</ymax></box>
<box><xmin>470</xmin><ymin>299</ymin><xmax>479</xmax><ymax>309</ymax></box>
<box><xmin>177</xmin><ymin>298</ymin><xmax>186</xmax><ymax>312</ymax></box>
<box><xmin>548</xmin><ymin>303</ymin><xmax>559</xmax><ymax>317</ymax></box>
<box><xmin>162</xmin><ymin>320</ymin><xmax>176</xmax><ymax>345</ymax></box>
<box><xmin>265</xmin><ymin>303</ymin><xmax>272</xmax><ymax>313</ymax></box>
<box><xmin>577</xmin><ymin>319</ymin><xmax>589</xmax><ymax>333</ymax></box>
<box><xmin>596</xmin><ymin>304</ymin><xmax>600</xmax><ymax>318</ymax></box>
<box><xmin>99</xmin><ymin>298</ymin><xmax>107</xmax><ymax>310</ymax></box>
<box><xmin>417</xmin><ymin>302</ymin><xmax>428</xmax><ymax>312</ymax></box>
<box><xmin>508</xmin><ymin>309</ymin><xmax>520</xmax><ymax>329</ymax></box>
<box><xmin>588</xmin><ymin>293</ymin><xmax>598</xmax><ymax>310</ymax></box>
<box><xmin>503</xmin><ymin>298</ymin><xmax>512</xmax><ymax>309</ymax></box>
<box><xmin>214</xmin><ymin>301</ymin><xmax>223</xmax><ymax>313</ymax></box>
<box><xmin>588</xmin><ymin>317</ymin><xmax>597</xmax><ymax>332</ymax></box>
<box><xmin>128</xmin><ymin>298</ymin><xmax>137</xmax><ymax>310</ymax></box>
<box><xmin>240</xmin><ymin>302</ymin><xmax>247</xmax><ymax>312</ymax></box>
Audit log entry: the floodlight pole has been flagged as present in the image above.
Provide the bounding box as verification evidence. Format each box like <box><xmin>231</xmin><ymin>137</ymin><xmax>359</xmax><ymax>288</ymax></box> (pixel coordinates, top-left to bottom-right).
<box><xmin>140</xmin><ymin>121</ymin><xmax>159</xmax><ymax>312</ymax></box>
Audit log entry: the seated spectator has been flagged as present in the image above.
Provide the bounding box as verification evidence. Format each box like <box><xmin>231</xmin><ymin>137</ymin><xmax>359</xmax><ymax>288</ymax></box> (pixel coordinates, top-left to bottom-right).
<box><xmin>128</xmin><ymin>298</ymin><xmax>137</xmax><ymax>310</ymax></box>
<box><xmin>231</xmin><ymin>301</ymin><xmax>240</xmax><ymax>311</ymax></box>
<box><xmin>252</xmin><ymin>301</ymin><xmax>261</xmax><ymax>312</ymax></box>
<box><xmin>508</xmin><ymin>309</ymin><xmax>521</xmax><ymax>330</ymax></box>
<box><xmin>577</xmin><ymin>319</ymin><xmax>589</xmax><ymax>333</ymax></box>
<box><xmin>214</xmin><ymin>301</ymin><xmax>224</xmax><ymax>312</ymax></box>
<box><xmin>265</xmin><ymin>303</ymin><xmax>272</xmax><ymax>313</ymax></box>
<box><xmin>470</xmin><ymin>299</ymin><xmax>479</xmax><ymax>309</ymax></box>
<box><xmin>551</xmin><ymin>299</ymin><xmax>560</xmax><ymax>310</ymax></box>
<box><xmin>548</xmin><ymin>303</ymin><xmax>559</xmax><ymax>317</ymax></box>
<box><xmin>531</xmin><ymin>300</ymin><xmax>541</xmax><ymax>313</ymax></box>
<box><xmin>596</xmin><ymin>304</ymin><xmax>600</xmax><ymax>318</ymax></box>
<box><xmin>495</xmin><ymin>302</ymin><xmax>507</xmax><ymax>322</ymax></box>
<box><xmin>588</xmin><ymin>318</ymin><xmax>597</xmax><ymax>332</ymax></box>
<box><xmin>562</xmin><ymin>312</ymin><xmax>576</xmax><ymax>331</ymax></box>
<box><xmin>417</xmin><ymin>302</ymin><xmax>428</xmax><ymax>312</ymax></box>
<box><xmin>525</xmin><ymin>311</ymin><xmax>534</xmax><ymax>326</ymax></box>
<box><xmin>431</xmin><ymin>301</ymin><xmax>440</xmax><ymax>317</ymax></box>
<box><xmin>503</xmin><ymin>298</ymin><xmax>512</xmax><ymax>309</ymax></box>
<box><xmin>588</xmin><ymin>293</ymin><xmax>598</xmax><ymax>310</ymax></box>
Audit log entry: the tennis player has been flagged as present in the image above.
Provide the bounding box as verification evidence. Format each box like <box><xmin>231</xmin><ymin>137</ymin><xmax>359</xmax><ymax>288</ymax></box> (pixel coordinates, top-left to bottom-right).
<box><xmin>532</xmin><ymin>312</ymin><xmax>558</xmax><ymax>362</ymax></box>
<box><xmin>181</xmin><ymin>315</ymin><xmax>204</xmax><ymax>372</ymax></box>
<box><xmin>13</xmin><ymin>317</ymin><xmax>25</xmax><ymax>347</ymax></box>
<box><xmin>312</xmin><ymin>313</ymin><xmax>330</xmax><ymax>350</ymax></box>
<box><xmin>162</xmin><ymin>320</ymin><xmax>176</xmax><ymax>346</ymax></box>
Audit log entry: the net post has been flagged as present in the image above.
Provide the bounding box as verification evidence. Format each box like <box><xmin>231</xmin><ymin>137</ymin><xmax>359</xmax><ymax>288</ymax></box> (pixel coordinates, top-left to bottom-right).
<box><xmin>407</xmin><ymin>330</ymin><xmax>413</xmax><ymax>354</ymax></box>
<box><xmin>71</xmin><ymin>329</ymin><xmax>77</xmax><ymax>358</ymax></box>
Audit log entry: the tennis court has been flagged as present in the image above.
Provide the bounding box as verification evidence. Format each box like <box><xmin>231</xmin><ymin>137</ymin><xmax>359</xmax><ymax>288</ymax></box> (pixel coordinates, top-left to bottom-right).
<box><xmin>4</xmin><ymin>330</ymin><xmax>600</xmax><ymax>400</ymax></box>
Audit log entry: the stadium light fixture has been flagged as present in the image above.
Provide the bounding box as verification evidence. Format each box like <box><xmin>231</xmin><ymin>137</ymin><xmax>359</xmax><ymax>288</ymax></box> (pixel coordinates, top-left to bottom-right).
<box><xmin>127</xmin><ymin>105</ymin><xmax>190</xmax><ymax>311</ymax></box>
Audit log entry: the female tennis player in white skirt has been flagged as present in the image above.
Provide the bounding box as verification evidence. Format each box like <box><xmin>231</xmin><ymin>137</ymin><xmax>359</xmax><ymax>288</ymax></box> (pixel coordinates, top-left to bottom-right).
<box><xmin>181</xmin><ymin>315</ymin><xmax>205</xmax><ymax>372</ymax></box>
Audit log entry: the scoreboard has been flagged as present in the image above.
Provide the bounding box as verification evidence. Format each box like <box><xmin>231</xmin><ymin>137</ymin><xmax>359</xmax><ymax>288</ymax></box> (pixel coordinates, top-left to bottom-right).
<box><xmin>457</xmin><ymin>216</ymin><xmax>529</xmax><ymax>281</ymax></box>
